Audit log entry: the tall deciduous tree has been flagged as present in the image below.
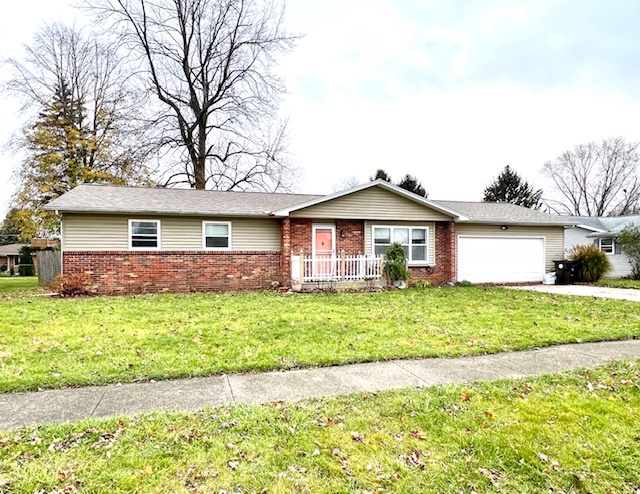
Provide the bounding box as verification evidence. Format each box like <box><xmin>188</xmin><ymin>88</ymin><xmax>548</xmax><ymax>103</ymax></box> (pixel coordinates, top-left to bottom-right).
<box><xmin>86</xmin><ymin>0</ymin><xmax>298</xmax><ymax>191</ymax></box>
<box><xmin>542</xmin><ymin>137</ymin><xmax>640</xmax><ymax>216</ymax></box>
<box><xmin>483</xmin><ymin>165</ymin><xmax>543</xmax><ymax>209</ymax></box>
<box><xmin>5</xmin><ymin>23</ymin><xmax>153</xmax><ymax>238</ymax></box>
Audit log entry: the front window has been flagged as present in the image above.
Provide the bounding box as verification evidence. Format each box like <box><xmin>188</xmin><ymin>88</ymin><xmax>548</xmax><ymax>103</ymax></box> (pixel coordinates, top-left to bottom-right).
<box><xmin>373</xmin><ymin>226</ymin><xmax>428</xmax><ymax>263</ymax></box>
<box><xmin>598</xmin><ymin>238</ymin><xmax>614</xmax><ymax>254</ymax></box>
<box><xmin>129</xmin><ymin>220</ymin><xmax>160</xmax><ymax>249</ymax></box>
<box><xmin>203</xmin><ymin>221</ymin><xmax>231</xmax><ymax>250</ymax></box>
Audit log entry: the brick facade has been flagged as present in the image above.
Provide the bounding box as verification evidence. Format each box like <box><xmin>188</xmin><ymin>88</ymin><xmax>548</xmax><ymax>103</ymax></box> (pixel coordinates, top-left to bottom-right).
<box><xmin>290</xmin><ymin>218</ymin><xmax>313</xmax><ymax>255</ymax></box>
<box><xmin>63</xmin><ymin>251</ymin><xmax>282</xmax><ymax>295</ymax></box>
<box><xmin>335</xmin><ymin>220</ymin><xmax>365</xmax><ymax>255</ymax></box>
<box><xmin>63</xmin><ymin>220</ymin><xmax>458</xmax><ymax>294</ymax></box>
<box><xmin>408</xmin><ymin>221</ymin><xmax>456</xmax><ymax>285</ymax></box>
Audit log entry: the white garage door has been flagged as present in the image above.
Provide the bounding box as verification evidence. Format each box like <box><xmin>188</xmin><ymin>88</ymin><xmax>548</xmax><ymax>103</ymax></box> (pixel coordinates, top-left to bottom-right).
<box><xmin>458</xmin><ymin>236</ymin><xmax>545</xmax><ymax>283</ymax></box>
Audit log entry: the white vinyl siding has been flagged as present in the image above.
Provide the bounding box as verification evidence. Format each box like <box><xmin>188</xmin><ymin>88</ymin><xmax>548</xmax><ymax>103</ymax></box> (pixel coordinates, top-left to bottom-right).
<box><xmin>63</xmin><ymin>215</ymin><xmax>129</xmax><ymax>250</ymax></box>
<box><xmin>456</xmin><ymin>224</ymin><xmax>564</xmax><ymax>272</ymax></box>
<box><xmin>290</xmin><ymin>187</ymin><xmax>452</xmax><ymax>221</ymax></box>
<box><xmin>564</xmin><ymin>227</ymin><xmax>631</xmax><ymax>278</ymax></box>
<box><xmin>62</xmin><ymin>214</ymin><xmax>281</xmax><ymax>251</ymax></box>
<box><xmin>364</xmin><ymin>221</ymin><xmax>436</xmax><ymax>265</ymax></box>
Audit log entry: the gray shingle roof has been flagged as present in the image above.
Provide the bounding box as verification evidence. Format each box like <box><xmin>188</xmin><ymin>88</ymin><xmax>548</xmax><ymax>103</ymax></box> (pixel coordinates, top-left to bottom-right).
<box><xmin>573</xmin><ymin>215</ymin><xmax>640</xmax><ymax>235</ymax></box>
<box><xmin>0</xmin><ymin>244</ymin><xmax>28</xmax><ymax>256</ymax></box>
<box><xmin>44</xmin><ymin>184</ymin><xmax>323</xmax><ymax>216</ymax></box>
<box><xmin>433</xmin><ymin>200</ymin><xmax>576</xmax><ymax>225</ymax></box>
<box><xmin>44</xmin><ymin>184</ymin><xmax>575</xmax><ymax>226</ymax></box>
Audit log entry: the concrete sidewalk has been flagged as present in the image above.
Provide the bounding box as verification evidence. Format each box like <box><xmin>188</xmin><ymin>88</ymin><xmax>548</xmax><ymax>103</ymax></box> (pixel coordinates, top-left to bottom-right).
<box><xmin>2</xmin><ymin>339</ymin><xmax>639</xmax><ymax>430</ymax></box>
<box><xmin>508</xmin><ymin>284</ymin><xmax>640</xmax><ymax>302</ymax></box>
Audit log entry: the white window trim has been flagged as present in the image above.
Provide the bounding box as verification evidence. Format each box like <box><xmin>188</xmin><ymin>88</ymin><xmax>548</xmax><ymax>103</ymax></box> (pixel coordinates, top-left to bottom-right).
<box><xmin>598</xmin><ymin>238</ymin><xmax>615</xmax><ymax>255</ymax></box>
<box><xmin>128</xmin><ymin>219</ymin><xmax>161</xmax><ymax>251</ymax></box>
<box><xmin>372</xmin><ymin>225</ymin><xmax>430</xmax><ymax>266</ymax></box>
<box><xmin>202</xmin><ymin>220</ymin><xmax>232</xmax><ymax>251</ymax></box>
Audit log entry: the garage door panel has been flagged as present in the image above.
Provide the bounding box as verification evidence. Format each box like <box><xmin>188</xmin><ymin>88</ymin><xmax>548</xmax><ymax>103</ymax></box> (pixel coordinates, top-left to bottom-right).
<box><xmin>458</xmin><ymin>237</ymin><xmax>545</xmax><ymax>283</ymax></box>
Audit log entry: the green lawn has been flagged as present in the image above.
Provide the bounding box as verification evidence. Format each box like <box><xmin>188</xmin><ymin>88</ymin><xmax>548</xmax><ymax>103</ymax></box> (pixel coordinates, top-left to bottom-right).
<box><xmin>1</xmin><ymin>361</ymin><xmax>639</xmax><ymax>493</ymax></box>
<box><xmin>0</xmin><ymin>287</ymin><xmax>638</xmax><ymax>393</ymax></box>
<box><xmin>0</xmin><ymin>276</ymin><xmax>39</xmax><ymax>295</ymax></box>
<box><xmin>596</xmin><ymin>278</ymin><xmax>640</xmax><ymax>290</ymax></box>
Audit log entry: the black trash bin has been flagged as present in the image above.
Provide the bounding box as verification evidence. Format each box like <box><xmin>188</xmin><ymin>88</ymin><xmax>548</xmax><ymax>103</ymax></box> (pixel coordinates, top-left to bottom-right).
<box><xmin>553</xmin><ymin>260</ymin><xmax>572</xmax><ymax>285</ymax></box>
<box><xmin>570</xmin><ymin>260</ymin><xmax>582</xmax><ymax>283</ymax></box>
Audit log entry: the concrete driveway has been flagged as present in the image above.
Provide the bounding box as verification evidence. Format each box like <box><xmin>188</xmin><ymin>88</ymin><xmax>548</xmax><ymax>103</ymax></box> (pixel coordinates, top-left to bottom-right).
<box><xmin>508</xmin><ymin>284</ymin><xmax>640</xmax><ymax>302</ymax></box>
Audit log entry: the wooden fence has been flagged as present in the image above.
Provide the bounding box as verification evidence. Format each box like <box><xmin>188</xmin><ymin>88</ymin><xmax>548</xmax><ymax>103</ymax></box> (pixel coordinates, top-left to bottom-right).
<box><xmin>37</xmin><ymin>250</ymin><xmax>61</xmax><ymax>286</ymax></box>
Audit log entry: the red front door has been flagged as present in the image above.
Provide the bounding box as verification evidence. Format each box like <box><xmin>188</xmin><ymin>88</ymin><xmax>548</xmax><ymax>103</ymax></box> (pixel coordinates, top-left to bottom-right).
<box><xmin>314</xmin><ymin>228</ymin><xmax>334</xmax><ymax>278</ymax></box>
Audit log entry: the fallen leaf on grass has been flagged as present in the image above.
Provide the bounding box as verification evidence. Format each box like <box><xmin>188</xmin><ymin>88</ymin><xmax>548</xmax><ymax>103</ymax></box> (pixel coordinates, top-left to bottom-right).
<box><xmin>288</xmin><ymin>465</ymin><xmax>308</xmax><ymax>474</ymax></box>
<box><xmin>477</xmin><ymin>467</ymin><xmax>501</xmax><ymax>486</ymax></box>
<box><xmin>351</xmin><ymin>432</ymin><xmax>365</xmax><ymax>442</ymax></box>
<box><xmin>400</xmin><ymin>448</ymin><xmax>425</xmax><ymax>469</ymax></box>
<box><xmin>410</xmin><ymin>430</ymin><xmax>427</xmax><ymax>440</ymax></box>
<box><xmin>57</xmin><ymin>470</ymin><xmax>74</xmax><ymax>481</ymax></box>
<box><xmin>139</xmin><ymin>465</ymin><xmax>153</xmax><ymax>477</ymax></box>
<box><xmin>228</xmin><ymin>460</ymin><xmax>240</xmax><ymax>470</ymax></box>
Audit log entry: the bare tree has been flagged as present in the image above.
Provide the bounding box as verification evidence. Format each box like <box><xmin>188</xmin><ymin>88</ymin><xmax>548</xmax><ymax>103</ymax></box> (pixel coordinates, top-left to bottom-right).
<box><xmin>4</xmin><ymin>23</ymin><xmax>154</xmax><ymax>238</ymax></box>
<box><xmin>5</xmin><ymin>23</ymin><xmax>153</xmax><ymax>171</ymax></box>
<box><xmin>330</xmin><ymin>176</ymin><xmax>360</xmax><ymax>193</ymax></box>
<box><xmin>542</xmin><ymin>137</ymin><xmax>640</xmax><ymax>216</ymax></box>
<box><xmin>85</xmin><ymin>0</ymin><xmax>299</xmax><ymax>191</ymax></box>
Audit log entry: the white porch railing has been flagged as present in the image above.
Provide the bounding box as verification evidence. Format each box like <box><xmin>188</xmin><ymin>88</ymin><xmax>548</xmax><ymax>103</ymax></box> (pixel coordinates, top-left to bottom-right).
<box><xmin>291</xmin><ymin>253</ymin><xmax>384</xmax><ymax>283</ymax></box>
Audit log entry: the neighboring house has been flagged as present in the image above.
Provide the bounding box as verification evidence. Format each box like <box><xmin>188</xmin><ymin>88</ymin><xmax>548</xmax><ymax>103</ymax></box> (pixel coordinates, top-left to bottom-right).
<box><xmin>43</xmin><ymin>180</ymin><xmax>574</xmax><ymax>294</ymax></box>
<box><xmin>565</xmin><ymin>215</ymin><xmax>640</xmax><ymax>278</ymax></box>
<box><xmin>0</xmin><ymin>243</ymin><xmax>29</xmax><ymax>273</ymax></box>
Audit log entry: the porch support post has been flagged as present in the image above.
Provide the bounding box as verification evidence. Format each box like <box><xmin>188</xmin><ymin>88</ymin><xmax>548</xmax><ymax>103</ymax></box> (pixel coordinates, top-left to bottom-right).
<box><xmin>299</xmin><ymin>249</ymin><xmax>305</xmax><ymax>282</ymax></box>
<box><xmin>340</xmin><ymin>250</ymin><xmax>346</xmax><ymax>281</ymax></box>
<box><xmin>280</xmin><ymin>218</ymin><xmax>291</xmax><ymax>284</ymax></box>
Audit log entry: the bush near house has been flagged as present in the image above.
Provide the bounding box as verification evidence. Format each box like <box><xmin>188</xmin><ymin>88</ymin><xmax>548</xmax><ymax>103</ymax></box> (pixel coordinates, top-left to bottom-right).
<box><xmin>569</xmin><ymin>243</ymin><xmax>611</xmax><ymax>282</ymax></box>
<box><xmin>617</xmin><ymin>225</ymin><xmax>640</xmax><ymax>280</ymax></box>
<box><xmin>383</xmin><ymin>242</ymin><xmax>409</xmax><ymax>283</ymax></box>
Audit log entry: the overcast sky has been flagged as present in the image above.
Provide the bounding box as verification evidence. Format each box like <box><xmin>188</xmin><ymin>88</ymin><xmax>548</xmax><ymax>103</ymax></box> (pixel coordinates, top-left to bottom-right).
<box><xmin>1</xmin><ymin>0</ymin><xmax>639</xmax><ymax>216</ymax></box>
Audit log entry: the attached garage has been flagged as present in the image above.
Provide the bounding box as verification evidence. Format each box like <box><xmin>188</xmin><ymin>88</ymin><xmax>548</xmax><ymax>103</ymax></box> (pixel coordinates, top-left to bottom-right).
<box><xmin>458</xmin><ymin>236</ymin><xmax>546</xmax><ymax>283</ymax></box>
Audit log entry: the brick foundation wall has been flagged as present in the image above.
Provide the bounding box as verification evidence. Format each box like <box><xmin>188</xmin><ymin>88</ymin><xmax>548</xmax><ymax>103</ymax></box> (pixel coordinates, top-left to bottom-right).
<box><xmin>408</xmin><ymin>221</ymin><xmax>457</xmax><ymax>285</ymax></box>
<box><xmin>63</xmin><ymin>251</ymin><xmax>283</xmax><ymax>295</ymax></box>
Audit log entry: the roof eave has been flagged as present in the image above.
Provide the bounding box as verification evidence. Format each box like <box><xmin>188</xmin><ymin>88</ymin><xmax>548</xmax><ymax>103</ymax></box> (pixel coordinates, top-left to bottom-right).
<box><xmin>573</xmin><ymin>223</ymin><xmax>608</xmax><ymax>233</ymax></box>
<box><xmin>48</xmin><ymin>207</ymin><xmax>281</xmax><ymax>218</ymax></box>
<box><xmin>457</xmin><ymin>219</ymin><xmax>575</xmax><ymax>227</ymax></box>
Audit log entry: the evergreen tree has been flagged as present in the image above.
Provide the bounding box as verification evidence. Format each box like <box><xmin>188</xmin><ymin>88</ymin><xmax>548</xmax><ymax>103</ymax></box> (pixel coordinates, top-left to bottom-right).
<box><xmin>370</xmin><ymin>170</ymin><xmax>428</xmax><ymax>197</ymax></box>
<box><xmin>12</xmin><ymin>80</ymin><xmax>151</xmax><ymax>238</ymax></box>
<box><xmin>0</xmin><ymin>209</ymin><xmax>23</xmax><ymax>245</ymax></box>
<box><xmin>483</xmin><ymin>165</ymin><xmax>543</xmax><ymax>209</ymax></box>
<box><xmin>371</xmin><ymin>169</ymin><xmax>392</xmax><ymax>182</ymax></box>
<box><xmin>18</xmin><ymin>246</ymin><xmax>36</xmax><ymax>276</ymax></box>
<box><xmin>396</xmin><ymin>174</ymin><xmax>427</xmax><ymax>197</ymax></box>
